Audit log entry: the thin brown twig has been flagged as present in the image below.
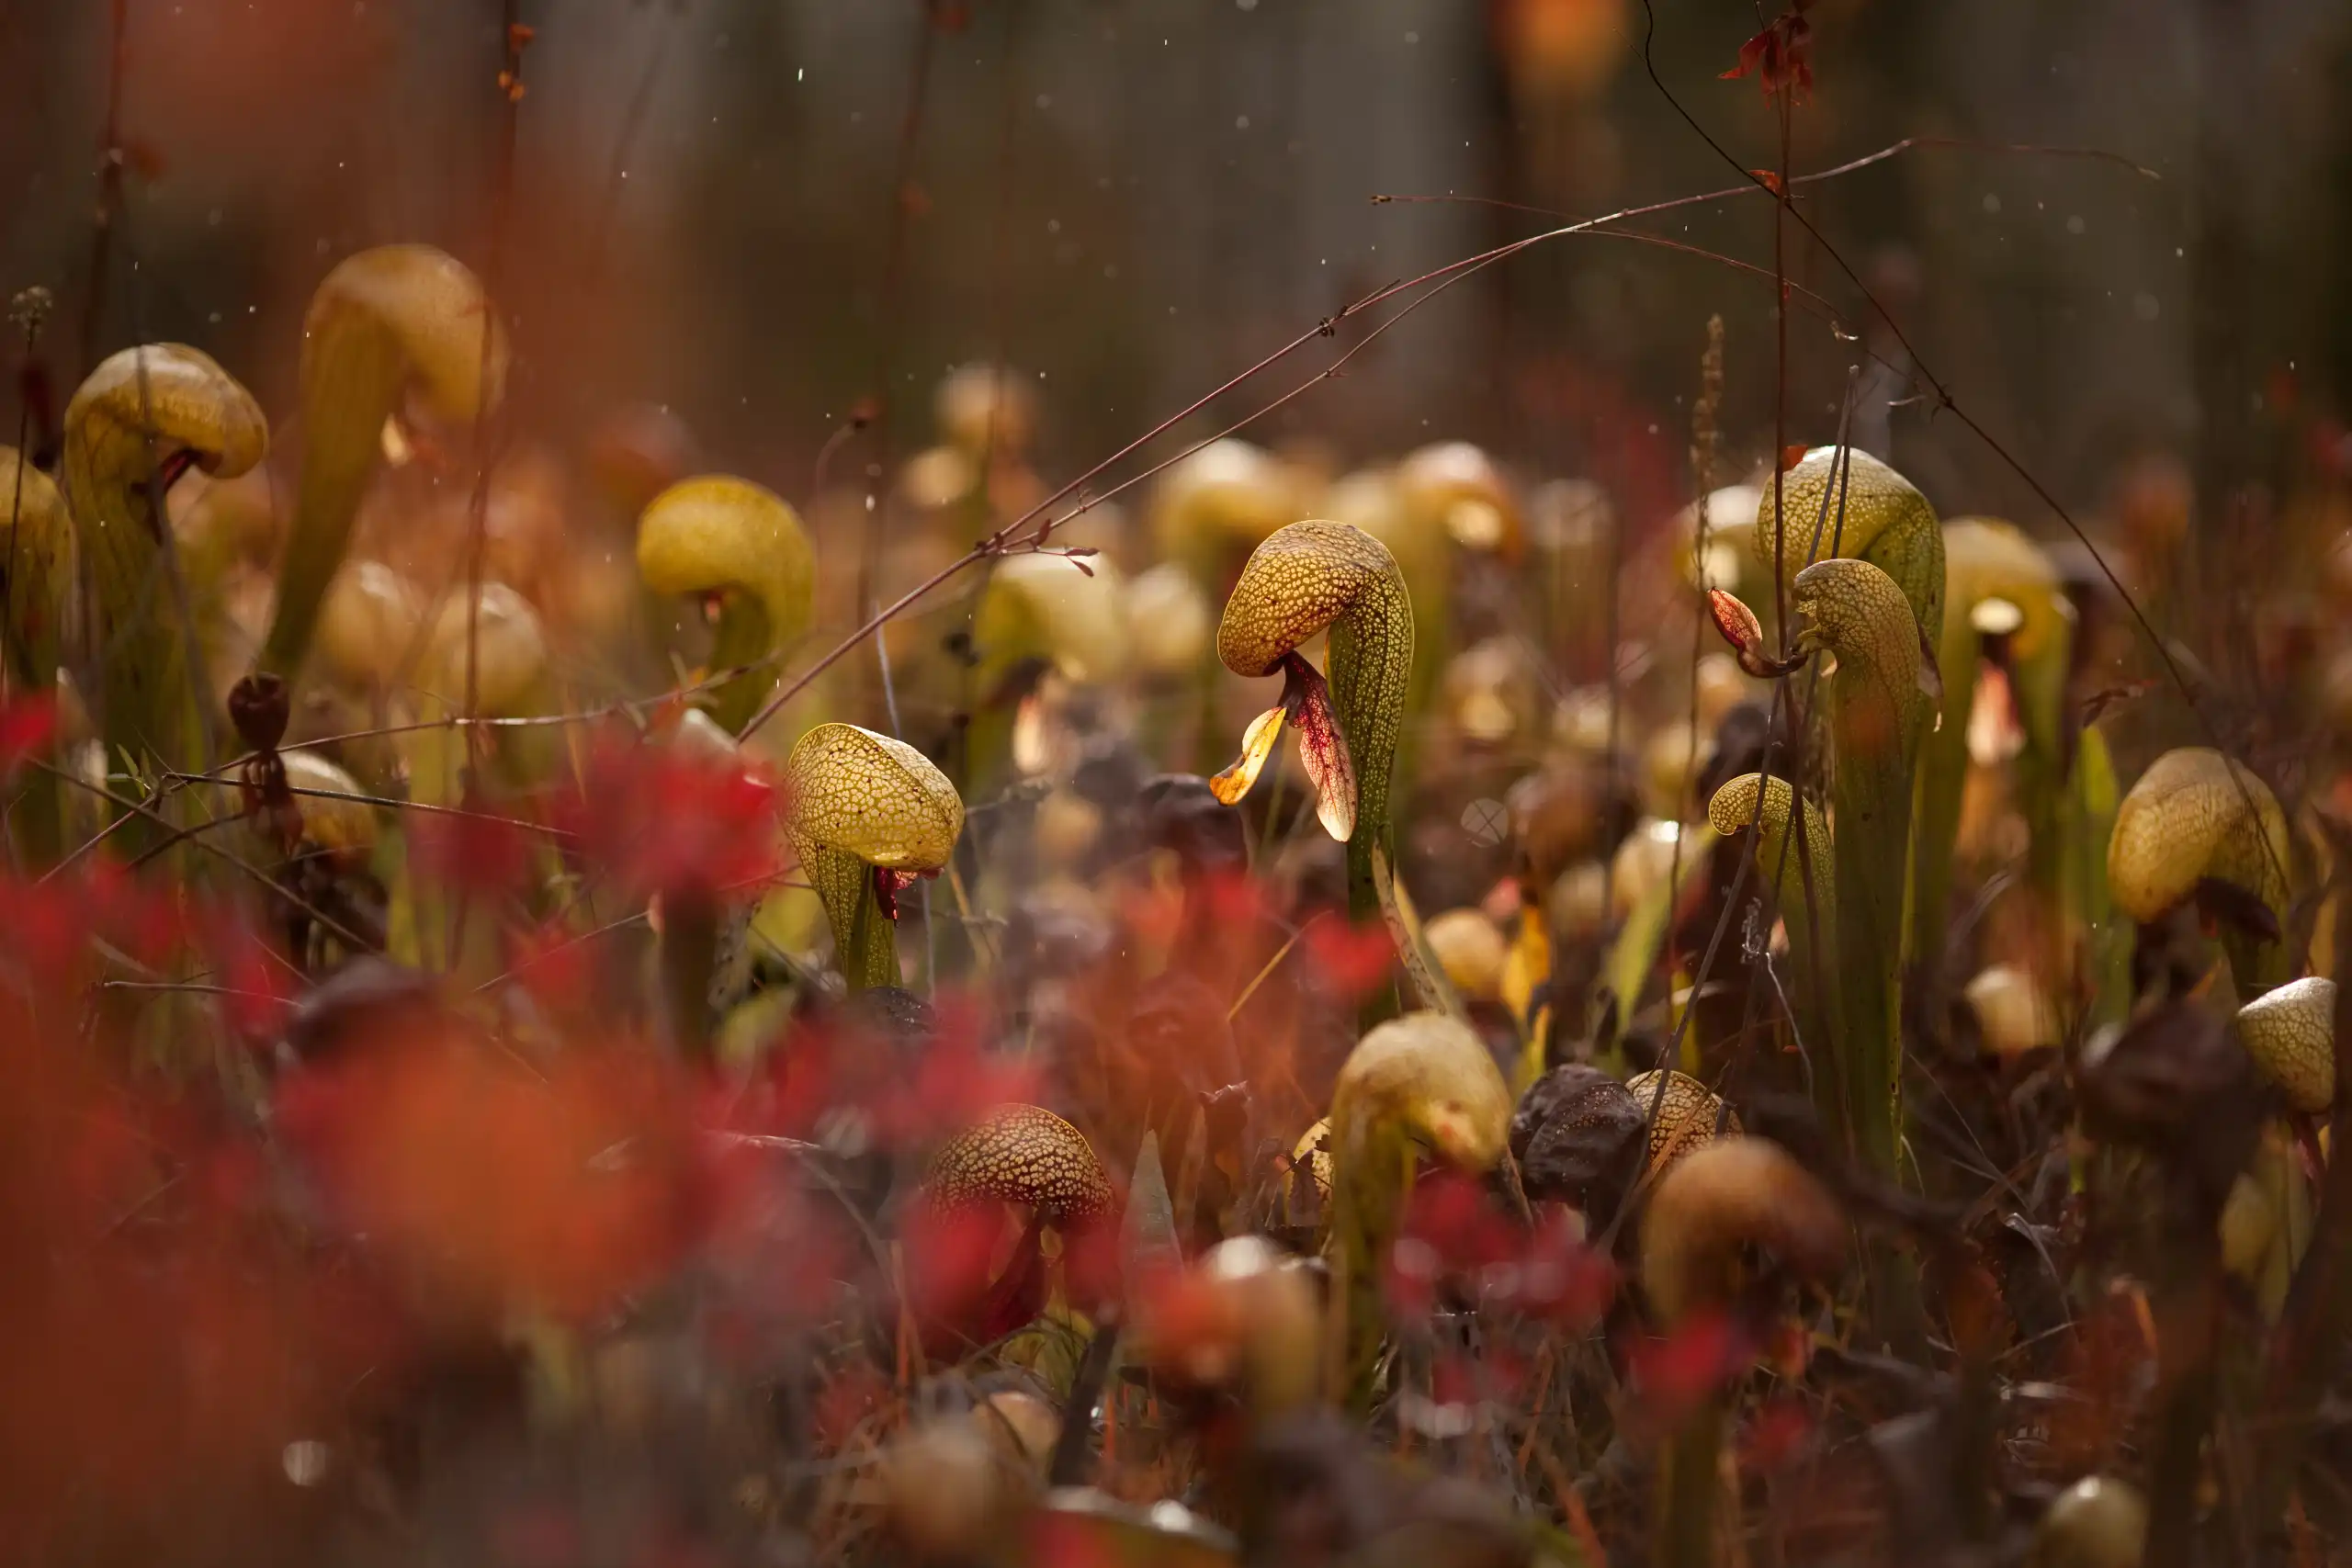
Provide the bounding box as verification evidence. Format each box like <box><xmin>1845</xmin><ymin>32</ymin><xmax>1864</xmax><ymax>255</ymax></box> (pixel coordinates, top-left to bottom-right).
<box><xmin>1367</xmin><ymin>131</ymin><xmax>2161</xmax><ymax>219</ymax></box>
<box><xmin>741</xmin><ymin>127</ymin><xmax>2017</xmax><ymax>748</ymax></box>
<box><xmin>155</xmin><ymin>770</ymin><xmax>574</xmax><ymax>838</ymax></box>
<box><xmin>469</xmin><ymin>868</ymin><xmax>808</xmax><ymax>995</ymax></box>
<box><xmin>100</xmin><ymin>979</ymin><xmax>293</xmax><ymax>1004</ymax></box>
<box><xmin>32</xmin><ymin>758</ymin><xmax>375</xmax><ymax>951</ymax></box>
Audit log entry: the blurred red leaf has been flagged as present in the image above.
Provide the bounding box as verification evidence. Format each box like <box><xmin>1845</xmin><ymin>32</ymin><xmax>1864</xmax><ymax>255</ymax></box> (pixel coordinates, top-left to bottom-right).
<box><xmin>1031</xmin><ymin>1509</ymin><xmax>1122</xmax><ymax>1568</ymax></box>
<box><xmin>1508</xmin><ymin>1206</ymin><xmax>1620</xmax><ymax>1328</ymax></box>
<box><xmin>279</xmin><ymin>1033</ymin><xmax>700</xmax><ymax>1325</ymax></box>
<box><xmin>1200</xmin><ymin>864</ymin><xmax>1272</xmax><ymax>929</ymax></box>
<box><xmin>1063</xmin><ymin>1216</ymin><xmax>1125</xmax><ymax>1313</ymax></box>
<box><xmin>865</xmin><ymin>1008</ymin><xmax>1041</xmax><ymax>1145</ymax></box>
<box><xmin>1431</xmin><ymin>1350</ymin><xmax>1480</xmax><ymax>1409</ymax></box>
<box><xmin>208</xmin><ymin>926</ymin><xmax>296</xmax><ymax>1039</ymax></box>
<box><xmin>813</xmin><ymin>1363</ymin><xmax>889</xmax><ymax>1448</ymax></box>
<box><xmin>2306</xmin><ymin>417</ymin><xmax>2350</xmax><ymax>478</ymax></box>
<box><xmin>555</xmin><ymin>737</ymin><xmax>786</xmax><ymax>901</ymax></box>
<box><xmin>407</xmin><ymin>808</ymin><xmax>535</xmax><ymax>897</ymax></box>
<box><xmin>1721</xmin><ymin>8</ymin><xmax>1814</xmax><ymax>102</ymax></box>
<box><xmin>0</xmin><ymin>691</ymin><xmax>57</xmax><ymax>773</ymax></box>
<box><xmin>0</xmin><ymin>866</ymin><xmax>189</xmax><ymax>995</ymax></box>
<box><xmin>0</xmin><ymin>987</ymin><xmax>385</xmax><ymax>1552</ymax></box>
<box><xmin>1740</xmin><ymin>1395</ymin><xmax>1815</xmax><ymax>1471</ymax></box>
<box><xmin>1629</xmin><ymin>1309</ymin><xmax>1753</xmax><ymax>1424</ymax></box>
<box><xmin>1387</xmin><ymin>1233</ymin><xmax>1441</xmax><ymax>1318</ymax></box>
<box><xmin>1389</xmin><ymin>1174</ymin><xmax>1618</xmax><ymax>1330</ymax></box>
<box><xmin>1403</xmin><ymin>1171</ymin><xmax>1520</xmax><ymax>1272</ymax></box>
<box><xmin>489</xmin><ymin>1505</ymin><xmax>581</xmax><ymax>1568</ymax></box>
<box><xmin>902</xmin><ymin>1198</ymin><xmax>1017</xmax><ymax>1331</ymax></box>
<box><xmin>504</xmin><ymin>918</ymin><xmax>595</xmax><ymax>1011</ymax></box>
<box><xmin>1305</xmin><ymin>916</ymin><xmax>1396</xmax><ymax>998</ymax></box>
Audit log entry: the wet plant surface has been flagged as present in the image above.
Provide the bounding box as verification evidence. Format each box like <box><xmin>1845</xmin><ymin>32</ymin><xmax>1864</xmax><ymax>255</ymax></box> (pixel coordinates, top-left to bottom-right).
<box><xmin>6</xmin><ymin>4</ymin><xmax>2352</xmax><ymax>1567</ymax></box>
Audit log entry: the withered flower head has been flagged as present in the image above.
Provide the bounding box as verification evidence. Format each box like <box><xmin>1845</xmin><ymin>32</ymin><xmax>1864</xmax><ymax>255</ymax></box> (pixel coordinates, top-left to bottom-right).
<box><xmin>1510</xmin><ymin>1064</ymin><xmax>1645</xmax><ymax>1223</ymax></box>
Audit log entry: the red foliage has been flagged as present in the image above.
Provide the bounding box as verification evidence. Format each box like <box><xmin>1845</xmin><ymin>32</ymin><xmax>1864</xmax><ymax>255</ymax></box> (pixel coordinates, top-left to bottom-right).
<box><xmin>204</xmin><ymin>923</ymin><xmax>300</xmax><ymax>1040</ymax></box>
<box><xmin>813</xmin><ymin>1363</ymin><xmax>892</xmax><ymax>1450</ymax></box>
<box><xmin>503</xmin><ymin>918</ymin><xmax>599</xmax><ymax>1014</ymax></box>
<box><xmin>1062</xmin><ymin>1214</ymin><xmax>1126</xmax><ymax>1314</ymax></box>
<box><xmin>551</xmin><ymin>735</ymin><xmax>786</xmax><ymax>903</ymax></box>
<box><xmin>0</xmin><ymin>864</ymin><xmax>187</xmax><ymax>997</ymax></box>
<box><xmin>1627</xmin><ymin>1308</ymin><xmax>1755</xmax><ymax>1425</ymax></box>
<box><xmin>0</xmin><ymin>960</ymin><xmax>385</xmax><ymax>1554</ymax></box>
<box><xmin>0</xmin><ymin>690</ymin><xmax>56</xmax><ymax>773</ymax></box>
<box><xmin>1739</xmin><ymin>1395</ymin><xmax>1816</xmax><ymax>1472</ymax></box>
<box><xmin>277</xmin><ymin>1029</ymin><xmax>702</xmax><ymax>1327</ymax></box>
<box><xmin>1305</xmin><ymin>916</ymin><xmax>1397</xmax><ymax>999</ymax></box>
<box><xmin>902</xmin><ymin>1198</ymin><xmax>1031</xmax><ymax>1347</ymax></box>
<box><xmin>1200</xmin><ymin>864</ymin><xmax>1274</xmax><ymax>931</ymax></box>
<box><xmin>1031</xmin><ymin>1508</ymin><xmax>1123</xmax><ymax>1568</ymax></box>
<box><xmin>1389</xmin><ymin>1174</ymin><xmax>1619</xmax><ymax>1331</ymax></box>
<box><xmin>407</xmin><ymin>807</ymin><xmax>537</xmax><ymax>897</ymax></box>
<box><xmin>705</xmin><ymin>994</ymin><xmax>1030</xmax><ymax>1156</ymax></box>
<box><xmin>862</xmin><ymin>1005</ymin><xmax>1043</xmax><ymax>1146</ymax></box>
<box><xmin>1721</xmin><ymin>6</ymin><xmax>1815</xmax><ymax>103</ymax></box>
<box><xmin>699</xmin><ymin>1154</ymin><xmax>857</xmax><ymax>1333</ymax></box>
<box><xmin>1508</xmin><ymin>1205</ymin><xmax>1622</xmax><ymax>1329</ymax></box>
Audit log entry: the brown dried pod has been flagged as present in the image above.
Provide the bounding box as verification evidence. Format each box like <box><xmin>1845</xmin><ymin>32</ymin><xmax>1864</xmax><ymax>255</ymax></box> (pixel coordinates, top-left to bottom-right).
<box><xmin>227</xmin><ymin>671</ymin><xmax>290</xmax><ymax>753</ymax></box>
<box><xmin>1510</xmin><ymin>1064</ymin><xmax>1645</xmax><ymax>1223</ymax></box>
<box><xmin>1625</xmin><ymin>1068</ymin><xmax>1740</xmax><ymax>1178</ymax></box>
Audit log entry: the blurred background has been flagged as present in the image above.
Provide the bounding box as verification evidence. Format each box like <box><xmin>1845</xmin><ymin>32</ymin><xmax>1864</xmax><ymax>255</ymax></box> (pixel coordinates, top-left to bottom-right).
<box><xmin>6</xmin><ymin>0</ymin><xmax>2349</xmax><ymax>577</ymax></box>
<box><xmin>8</xmin><ymin>7</ymin><xmax>2352</xmax><ymax>1563</ymax></box>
